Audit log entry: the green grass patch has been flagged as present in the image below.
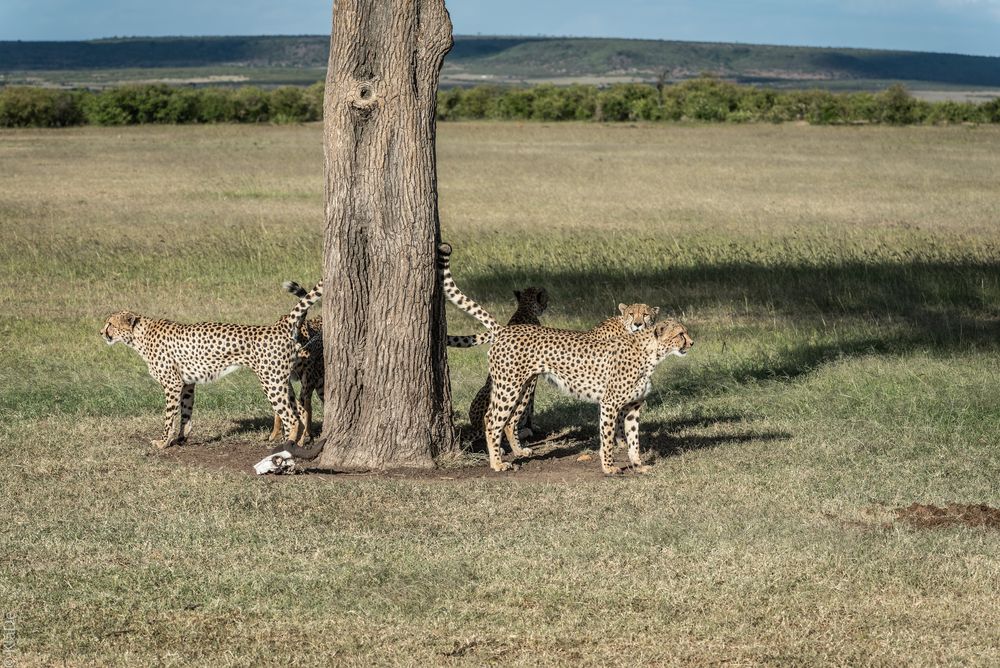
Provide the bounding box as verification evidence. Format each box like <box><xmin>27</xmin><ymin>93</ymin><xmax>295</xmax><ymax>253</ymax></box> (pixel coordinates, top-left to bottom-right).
<box><xmin>1</xmin><ymin>123</ymin><xmax>998</xmax><ymax>665</ymax></box>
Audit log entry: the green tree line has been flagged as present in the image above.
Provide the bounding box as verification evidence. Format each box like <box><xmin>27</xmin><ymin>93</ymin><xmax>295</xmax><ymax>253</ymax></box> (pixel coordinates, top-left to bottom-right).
<box><xmin>2</xmin><ymin>79</ymin><xmax>999</xmax><ymax>128</ymax></box>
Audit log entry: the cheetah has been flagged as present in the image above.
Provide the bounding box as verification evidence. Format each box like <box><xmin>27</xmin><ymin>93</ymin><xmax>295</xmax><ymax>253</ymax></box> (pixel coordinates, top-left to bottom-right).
<box><xmin>454</xmin><ymin>297</ymin><xmax>659</xmax><ymax>442</ymax></box>
<box><xmin>269</xmin><ymin>280</ymin><xmax>328</xmax><ymax>443</ymax></box>
<box><xmin>438</xmin><ymin>244</ymin><xmax>692</xmax><ymax>474</ymax></box>
<box><xmin>101</xmin><ymin>281</ymin><xmax>323</xmax><ymax>448</ymax></box>
<box><xmin>447</xmin><ymin>287</ymin><xmax>549</xmax><ymax>440</ymax></box>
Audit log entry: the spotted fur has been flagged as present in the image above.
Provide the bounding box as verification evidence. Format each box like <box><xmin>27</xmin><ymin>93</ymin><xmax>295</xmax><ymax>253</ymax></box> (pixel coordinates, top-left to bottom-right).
<box><xmin>101</xmin><ymin>281</ymin><xmax>323</xmax><ymax>448</ymax></box>
<box><xmin>438</xmin><ymin>243</ymin><xmax>692</xmax><ymax>474</ymax></box>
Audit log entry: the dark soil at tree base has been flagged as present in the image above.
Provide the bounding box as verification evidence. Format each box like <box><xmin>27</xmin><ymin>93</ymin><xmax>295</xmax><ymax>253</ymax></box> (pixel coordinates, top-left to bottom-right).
<box><xmin>153</xmin><ymin>441</ymin><xmax>1000</xmax><ymax>526</ymax></box>
<box><xmin>151</xmin><ymin>434</ymin><xmax>633</xmax><ymax>484</ymax></box>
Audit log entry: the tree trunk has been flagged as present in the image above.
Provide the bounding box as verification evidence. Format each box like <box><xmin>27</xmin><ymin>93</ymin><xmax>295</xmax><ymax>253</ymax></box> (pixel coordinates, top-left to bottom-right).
<box><xmin>319</xmin><ymin>0</ymin><xmax>455</xmax><ymax>469</ymax></box>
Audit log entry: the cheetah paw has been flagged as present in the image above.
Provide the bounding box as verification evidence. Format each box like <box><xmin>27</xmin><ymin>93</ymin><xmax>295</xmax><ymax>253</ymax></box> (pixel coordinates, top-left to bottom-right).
<box><xmin>602</xmin><ymin>466</ymin><xmax>624</xmax><ymax>476</ymax></box>
<box><xmin>492</xmin><ymin>462</ymin><xmax>514</xmax><ymax>472</ymax></box>
<box><xmin>150</xmin><ymin>439</ymin><xmax>170</xmax><ymax>449</ymax></box>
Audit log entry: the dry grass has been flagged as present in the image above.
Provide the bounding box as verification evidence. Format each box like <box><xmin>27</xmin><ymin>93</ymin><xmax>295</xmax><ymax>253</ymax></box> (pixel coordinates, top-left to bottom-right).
<box><xmin>1</xmin><ymin>122</ymin><xmax>999</xmax><ymax>666</ymax></box>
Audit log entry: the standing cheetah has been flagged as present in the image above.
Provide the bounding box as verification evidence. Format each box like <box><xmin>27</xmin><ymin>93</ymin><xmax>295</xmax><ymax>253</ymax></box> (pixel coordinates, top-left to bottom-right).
<box><xmin>447</xmin><ymin>287</ymin><xmax>549</xmax><ymax>440</ymax></box>
<box><xmin>270</xmin><ymin>279</ymin><xmax>329</xmax><ymax>443</ymax></box>
<box><xmin>438</xmin><ymin>244</ymin><xmax>692</xmax><ymax>474</ymax></box>
<box><xmin>455</xmin><ymin>298</ymin><xmax>659</xmax><ymax>442</ymax></box>
<box><xmin>101</xmin><ymin>281</ymin><xmax>323</xmax><ymax>448</ymax></box>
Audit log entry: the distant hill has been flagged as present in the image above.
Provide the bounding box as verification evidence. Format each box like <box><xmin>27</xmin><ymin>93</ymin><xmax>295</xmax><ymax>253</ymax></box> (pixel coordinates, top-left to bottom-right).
<box><xmin>2</xmin><ymin>35</ymin><xmax>1000</xmax><ymax>88</ymax></box>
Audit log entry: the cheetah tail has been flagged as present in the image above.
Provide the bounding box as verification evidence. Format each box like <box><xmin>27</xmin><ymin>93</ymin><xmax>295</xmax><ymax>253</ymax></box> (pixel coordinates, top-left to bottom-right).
<box><xmin>284</xmin><ymin>280</ymin><xmax>323</xmax><ymax>339</ymax></box>
<box><xmin>283</xmin><ymin>280</ymin><xmax>309</xmax><ymax>299</ymax></box>
<box><xmin>446</xmin><ymin>332</ymin><xmax>494</xmax><ymax>348</ymax></box>
<box><xmin>437</xmin><ymin>243</ymin><xmax>500</xmax><ymax>333</ymax></box>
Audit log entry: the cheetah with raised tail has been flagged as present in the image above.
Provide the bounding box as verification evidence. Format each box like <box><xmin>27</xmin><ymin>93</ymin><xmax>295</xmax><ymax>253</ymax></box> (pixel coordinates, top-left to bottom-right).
<box><xmin>447</xmin><ymin>287</ymin><xmax>549</xmax><ymax>439</ymax></box>
<box><xmin>439</xmin><ymin>244</ymin><xmax>692</xmax><ymax>474</ymax></box>
<box><xmin>101</xmin><ymin>281</ymin><xmax>323</xmax><ymax>448</ymax></box>
<box><xmin>270</xmin><ymin>280</ymin><xmax>328</xmax><ymax>443</ymax></box>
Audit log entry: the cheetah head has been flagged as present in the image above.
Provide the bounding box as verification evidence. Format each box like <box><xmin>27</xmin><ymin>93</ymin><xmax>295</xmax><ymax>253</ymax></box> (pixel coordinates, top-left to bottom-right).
<box><xmin>514</xmin><ymin>287</ymin><xmax>549</xmax><ymax>318</ymax></box>
<box><xmin>618</xmin><ymin>303</ymin><xmax>660</xmax><ymax>333</ymax></box>
<box><xmin>101</xmin><ymin>311</ymin><xmax>140</xmax><ymax>346</ymax></box>
<box><xmin>652</xmin><ymin>320</ymin><xmax>693</xmax><ymax>359</ymax></box>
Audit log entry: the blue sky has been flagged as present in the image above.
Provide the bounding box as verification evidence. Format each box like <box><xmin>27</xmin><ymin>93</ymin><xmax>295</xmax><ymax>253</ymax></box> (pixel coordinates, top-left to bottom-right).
<box><xmin>1</xmin><ymin>0</ymin><xmax>998</xmax><ymax>57</ymax></box>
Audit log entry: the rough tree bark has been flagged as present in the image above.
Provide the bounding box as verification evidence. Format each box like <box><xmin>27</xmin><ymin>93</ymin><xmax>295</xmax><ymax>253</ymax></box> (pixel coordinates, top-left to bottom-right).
<box><xmin>318</xmin><ymin>0</ymin><xmax>456</xmax><ymax>469</ymax></box>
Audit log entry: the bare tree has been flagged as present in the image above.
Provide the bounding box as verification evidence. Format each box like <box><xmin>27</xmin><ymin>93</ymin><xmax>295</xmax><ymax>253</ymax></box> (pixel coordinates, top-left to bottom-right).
<box><xmin>318</xmin><ymin>0</ymin><xmax>456</xmax><ymax>469</ymax></box>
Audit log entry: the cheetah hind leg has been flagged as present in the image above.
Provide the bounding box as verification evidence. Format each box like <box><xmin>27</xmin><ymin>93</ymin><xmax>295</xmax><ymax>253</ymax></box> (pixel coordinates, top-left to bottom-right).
<box><xmin>177</xmin><ymin>384</ymin><xmax>195</xmax><ymax>442</ymax></box>
<box><xmin>484</xmin><ymin>388</ymin><xmax>517</xmax><ymax>472</ymax></box>
<box><xmin>598</xmin><ymin>403</ymin><xmax>624</xmax><ymax>475</ymax></box>
<box><xmin>621</xmin><ymin>401</ymin><xmax>651</xmax><ymax>474</ymax></box>
<box><xmin>152</xmin><ymin>381</ymin><xmax>186</xmax><ymax>449</ymax></box>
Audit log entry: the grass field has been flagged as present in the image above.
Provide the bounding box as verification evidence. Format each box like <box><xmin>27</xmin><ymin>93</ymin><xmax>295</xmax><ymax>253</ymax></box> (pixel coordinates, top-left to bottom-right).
<box><xmin>1</xmin><ymin>121</ymin><xmax>999</xmax><ymax>665</ymax></box>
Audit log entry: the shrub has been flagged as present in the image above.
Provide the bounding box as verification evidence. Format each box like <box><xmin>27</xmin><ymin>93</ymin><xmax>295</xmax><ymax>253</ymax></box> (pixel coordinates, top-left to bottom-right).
<box><xmin>158</xmin><ymin>88</ymin><xmax>201</xmax><ymax>124</ymax></box>
<box><xmin>81</xmin><ymin>90</ymin><xmax>132</xmax><ymax>125</ymax></box>
<box><xmin>493</xmin><ymin>87</ymin><xmax>535</xmax><ymax>119</ymax></box>
<box><xmin>982</xmin><ymin>97</ymin><xmax>1000</xmax><ymax>123</ymax></box>
<box><xmin>304</xmin><ymin>82</ymin><xmax>325</xmax><ymax>121</ymax></box>
<box><xmin>531</xmin><ymin>84</ymin><xmax>575</xmax><ymax>121</ymax></box>
<box><xmin>230</xmin><ymin>87</ymin><xmax>269</xmax><ymax>123</ymax></box>
<box><xmin>270</xmin><ymin>86</ymin><xmax>313</xmax><ymax>123</ymax></box>
<box><xmin>0</xmin><ymin>87</ymin><xmax>84</xmax><ymax>127</ymax></box>
<box><xmin>877</xmin><ymin>84</ymin><xmax>917</xmax><ymax>125</ymax></box>
<box><xmin>596</xmin><ymin>84</ymin><xmax>658</xmax><ymax>122</ymax></box>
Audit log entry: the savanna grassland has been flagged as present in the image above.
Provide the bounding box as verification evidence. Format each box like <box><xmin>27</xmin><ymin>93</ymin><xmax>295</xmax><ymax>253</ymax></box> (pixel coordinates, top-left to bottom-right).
<box><xmin>1</xmin><ymin>122</ymin><xmax>999</xmax><ymax>666</ymax></box>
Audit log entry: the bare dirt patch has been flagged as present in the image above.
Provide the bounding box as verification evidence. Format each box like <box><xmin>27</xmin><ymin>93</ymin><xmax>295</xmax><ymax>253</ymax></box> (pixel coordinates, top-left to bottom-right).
<box><xmin>151</xmin><ymin>435</ymin><xmax>622</xmax><ymax>484</ymax></box>
<box><xmin>895</xmin><ymin>503</ymin><xmax>1000</xmax><ymax>530</ymax></box>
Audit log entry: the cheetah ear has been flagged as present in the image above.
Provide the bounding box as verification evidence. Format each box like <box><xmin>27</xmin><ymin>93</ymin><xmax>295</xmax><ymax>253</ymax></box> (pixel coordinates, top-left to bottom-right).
<box><xmin>127</xmin><ymin>312</ymin><xmax>140</xmax><ymax>329</ymax></box>
<box><xmin>618</xmin><ymin>303</ymin><xmax>627</xmax><ymax>315</ymax></box>
<box><xmin>514</xmin><ymin>290</ymin><xmax>522</xmax><ymax>300</ymax></box>
<box><xmin>651</xmin><ymin>307</ymin><xmax>660</xmax><ymax>317</ymax></box>
<box><xmin>537</xmin><ymin>288</ymin><xmax>549</xmax><ymax>307</ymax></box>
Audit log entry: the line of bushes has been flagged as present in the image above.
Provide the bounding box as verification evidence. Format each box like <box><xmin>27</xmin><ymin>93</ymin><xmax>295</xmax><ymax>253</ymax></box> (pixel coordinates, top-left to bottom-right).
<box><xmin>437</xmin><ymin>80</ymin><xmax>1000</xmax><ymax>125</ymax></box>
<box><xmin>2</xmin><ymin>79</ymin><xmax>999</xmax><ymax>128</ymax></box>
<box><xmin>0</xmin><ymin>82</ymin><xmax>324</xmax><ymax>127</ymax></box>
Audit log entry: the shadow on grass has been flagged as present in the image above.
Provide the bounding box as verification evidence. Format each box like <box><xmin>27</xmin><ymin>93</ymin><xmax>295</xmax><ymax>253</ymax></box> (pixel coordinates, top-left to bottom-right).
<box><xmin>456</xmin><ymin>255</ymin><xmax>999</xmax><ymax>387</ymax></box>
<box><xmin>225</xmin><ymin>416</ymin><xmax>277</xmax><ymax>439</ymax></box>
<box><xmin>462</xmin><ymin>410</ymin><xmax>789</xmax><ymax>461</ymax></box>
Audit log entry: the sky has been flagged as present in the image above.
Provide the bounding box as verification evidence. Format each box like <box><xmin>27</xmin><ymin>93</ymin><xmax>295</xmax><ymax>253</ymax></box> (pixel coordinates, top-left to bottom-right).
<box><xmin>1</xmin><ymin>0</ymin><xmax>998</xmax><ymax>57</ymax></box>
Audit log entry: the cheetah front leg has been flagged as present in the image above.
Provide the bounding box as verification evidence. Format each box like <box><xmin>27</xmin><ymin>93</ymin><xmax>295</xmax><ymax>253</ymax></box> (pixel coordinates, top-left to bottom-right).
<box><xmin>517</xmin><ymin>389</ymin><xmax>537</xmax><ymax>440</ymax></box>
<box><xmin>598</xmin><ymin>403</ymin><xmax>623</xmax><ymax>475</ymax></box>
<box><xmin>297</xmin><ymin>378</ymin><xmax>316</xmax><ymax>443</ymax></box>
<box><xmin>621</xmin><ymin>401</ymin><xmax>651</xmax><ymax>473</ymax></box>
<box><xmin>468</xmin><ymin>377</ymin><xmax>492</xmax><ymax>439</ymax></box>
<box><xmin>614</xmin><ymin>405</ymin><xmax>628</xmax><ymax>450</ymax></box>
<box><xmin>152</xmin><ymin>380</ymin><xmax>185</xmax><ymax>449</ymax></box>
<box><xmin>268</xmin><ymin>414</ymin><xmax>283</xmax><ymax>442</ymax></box>
<box><xmin>258</xmin><ymin>371</ymin><xmax>303</xmax><ymax>444</ymax></box>
<box><xmin>503</xmin><ymin>377</ymin><xmax>537</xmax><ymax>459</ymax></box>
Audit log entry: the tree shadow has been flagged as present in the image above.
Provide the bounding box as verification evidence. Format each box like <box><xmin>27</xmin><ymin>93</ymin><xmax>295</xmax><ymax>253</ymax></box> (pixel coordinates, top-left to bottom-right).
<box><xmin>463</xmin><ymin>410</ymin><xmax>787</xmax><ymax>462</ymax></box>
<box><xmin>641</xmin><ymin>419</ymin><xmax>792</xmax><ymax>459</ymax></box>
<box><xmin>453</xmin><ymin>255</ymin><xmax>999</xmax><ymax>392</ymax></box>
